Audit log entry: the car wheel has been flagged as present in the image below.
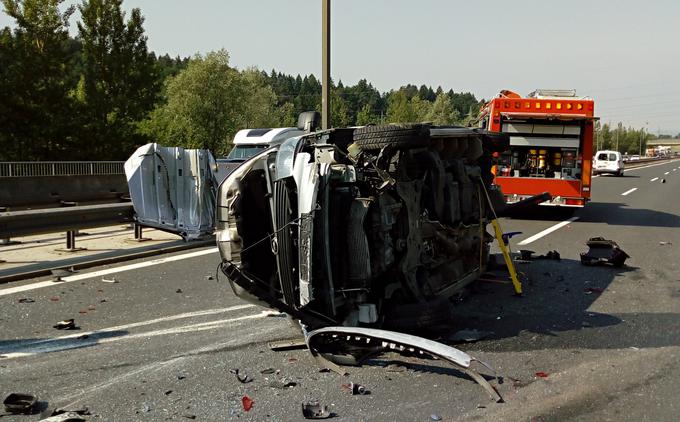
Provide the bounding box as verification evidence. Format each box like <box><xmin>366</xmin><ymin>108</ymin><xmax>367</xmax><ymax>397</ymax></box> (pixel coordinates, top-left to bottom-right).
<box><xmin>353</xmin><ymin>124</ymin><xmax>430</xmax><ymax>151</ymax></box>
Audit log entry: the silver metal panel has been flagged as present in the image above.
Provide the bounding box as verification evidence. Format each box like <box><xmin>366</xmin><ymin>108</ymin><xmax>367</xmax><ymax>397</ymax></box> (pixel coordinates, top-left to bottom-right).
<box><xmin>509</xmin><ymin>136</ymin><xmax>580</xmax><ymax>148</ymax></box>
<box><xmin>502</xmin><ymin>123</ymin><xmax>581</xmax><ymax>136</ymax></box>
<box><xmin>125</xmin><ymin>143</ymin><xmax>217</xmax><ymax>240</ymax></box>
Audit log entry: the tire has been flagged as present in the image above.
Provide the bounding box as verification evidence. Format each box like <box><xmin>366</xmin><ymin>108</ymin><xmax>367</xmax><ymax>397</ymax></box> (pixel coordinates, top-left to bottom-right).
<box><xmin>617</xmin><ymin>169</ymin><xmax>624</xmax><ymax>177</ymax></box>
<box><xmin>353</xmin><ymin>124</ymin><xmax>430</xmax><ymax>151</ymax></box>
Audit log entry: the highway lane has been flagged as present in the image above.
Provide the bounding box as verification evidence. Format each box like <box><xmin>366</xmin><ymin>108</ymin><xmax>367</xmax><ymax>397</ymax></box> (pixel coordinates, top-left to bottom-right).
<box><xmin>0</xmin><ymin>160</ymin><xmax>679</xmax><ymax>420</ymax></box>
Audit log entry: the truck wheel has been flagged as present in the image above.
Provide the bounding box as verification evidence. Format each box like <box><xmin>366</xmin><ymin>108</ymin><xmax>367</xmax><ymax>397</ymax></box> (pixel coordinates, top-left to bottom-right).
<box><xmin>353</xmin><ymin>124</ymin><xmax>430</xmax><ymax>151</ymax></box>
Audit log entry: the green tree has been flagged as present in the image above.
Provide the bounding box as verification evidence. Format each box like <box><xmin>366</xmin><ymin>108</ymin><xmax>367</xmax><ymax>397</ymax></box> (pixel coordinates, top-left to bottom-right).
<box><xmin>141</xmin><ymin>50</ymin><xmax>287</xmax><ymax>156</ymax></box>
<box><xmin>386</xmin><ymin>90</ymin><xmax>417</xmax><ymax>123</ymax></box>
<box><xmin>0</xmin><ymin>0</ymin><xmax>77</xmax><ymax>160</ymax></box>
<box><xmin>77</xmin><ymin>0</ymin><xmax>160</xmax><ymax>159</ymax></box>
<box><xmin>355</xmin><ymin>103</ymin><xmax>377</xmax><ymax>125</ymax></box>
<box><xmin>423</xmin><ymin>93</ymin><xmax>460</xmax><ymax>125</ymax></box>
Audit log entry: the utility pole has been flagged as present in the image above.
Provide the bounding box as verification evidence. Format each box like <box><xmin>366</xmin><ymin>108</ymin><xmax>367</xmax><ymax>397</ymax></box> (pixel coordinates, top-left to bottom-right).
<box><xmin>321</xmin><ymin>0</ymin><xmax>331</xmax><ymax>130</ymax></box>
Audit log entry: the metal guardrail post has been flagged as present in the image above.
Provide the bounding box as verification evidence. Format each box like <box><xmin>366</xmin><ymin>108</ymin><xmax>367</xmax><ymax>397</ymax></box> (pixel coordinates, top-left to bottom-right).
<box><xmin>128</xmin><ymin>223</ymin><xmax>150</xmax><ymax>243</ymax></box>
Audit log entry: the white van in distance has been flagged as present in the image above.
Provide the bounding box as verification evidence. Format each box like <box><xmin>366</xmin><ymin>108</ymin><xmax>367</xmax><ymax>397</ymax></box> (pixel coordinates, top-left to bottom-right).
<box><xmin>593</xmin><ymin>150</ymin><xmax>624</xmax><ymax>176</ymax></box>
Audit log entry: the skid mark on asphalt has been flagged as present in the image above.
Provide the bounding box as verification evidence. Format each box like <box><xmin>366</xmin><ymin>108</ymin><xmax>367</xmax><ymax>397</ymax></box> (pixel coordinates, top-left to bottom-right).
<box><xmin>0</xmin><ymin>247</ymin><xmax>219</xmax><ymax>297</ymax></box>
<box><xmin>0</xmin><ymin>304</ymin><xmax>265</xmax><ymax>359</ymax></box>
<box><xmin>54</xmin><ymin>323</ymin><xmax>285</xmax><ymax>409</ymax></box>
<box><xmin>621</xmin><ymin>188</ymin><xmax>638</xmax><ymax>196</ymax></box>
<box><xmin>518</xmin><ymin>217</ymin><xmax>579</xmax><ymax>246</ymax></box>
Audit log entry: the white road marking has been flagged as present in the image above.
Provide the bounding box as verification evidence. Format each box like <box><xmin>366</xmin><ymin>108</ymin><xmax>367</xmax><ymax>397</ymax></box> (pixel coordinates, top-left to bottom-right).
<box><xmin>664</xmin><ymin>171</ymin><xmax>670</xmax><ymax>175</ymax></box>
<box><xmin>674</xmin><ymin>169</ymin><xmax>677</xmax><ymax>172</ymax></box>
<box><xmin>0</xmin><ymin>308</ymin><xmax>273</xmax><ymax>359</ymax></box>
<box><xmin>517</xmin><ymin>217</ymin><xmax>579</xmax><ymax>246</ymax></box>
<box><xmin>0</xmin><ymin>247</ymin><xmax>219</xmax><ymax>297</ymax></box>
<box><xmin>621</xmin><ymin>188</ymin><xmax>637</xmax><ymax>196</ymax></box>
<box><xmin>650</xmin><ymin>177</ymin><xmax>659</xmax><ymax>182</ymax></box>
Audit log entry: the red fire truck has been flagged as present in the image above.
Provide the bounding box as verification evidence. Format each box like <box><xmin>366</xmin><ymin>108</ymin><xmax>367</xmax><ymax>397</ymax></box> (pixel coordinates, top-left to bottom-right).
<box><xmin>479</xmin><ymin>89</ymin><xmax>596</xmax><ymax>207</ymax></box>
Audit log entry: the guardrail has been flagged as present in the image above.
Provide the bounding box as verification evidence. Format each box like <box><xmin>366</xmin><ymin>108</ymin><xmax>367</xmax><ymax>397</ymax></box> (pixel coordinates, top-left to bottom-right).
<box><xmin>624</xmin><ymin>156</ymin><xmax>676</xmax><ymax>168</ymax></box>
<box><xmin>0</xmin><ymin>161</ymin><xmax>125</xmax><ymax>177</ymax></box>
<box><xmin>0</xmin><ymin>204</ymin><xmax>135</xmax><ymax>250</ymax></box>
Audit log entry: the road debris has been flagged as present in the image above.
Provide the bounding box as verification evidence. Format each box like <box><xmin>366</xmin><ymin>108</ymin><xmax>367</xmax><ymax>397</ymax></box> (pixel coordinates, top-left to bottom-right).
<box><xmin>51</xmin><ymin>268</ymin><xmax>75</xmax><ymax>282</ymax></box>
<box><xmin>18</xmin><ymin>298</ymin><xmax>35</xmax><ymax>303</ymax></box>
<box><xmin>205</xmin><ymin>275</ymin><xmax>214</xmax><ymax>280</ymax></box>
<box><xmin>38</xmin><ymin>412</ymin><xmax>86</xmax><ymax>422</ymax></box>
<box><xmin>241</xmin><ymin>395</ymin><xmax>254</xmax><ymax>412</ymax></box>
<box><xmin>3</xmin><ymin>392</ymin><xmax>37</xmax><ymax>414</ymax></box>
<box><xmin>430</xmin><ymin>415</ymin><xmax>443</xmax><ymax>421</ymax></box>
<box><xmin>580</xmin><ymin>237</ymin><xmax>629</xmax><ymax>267</ymax></box>
<box><xmin>101</xmin><ymin>277</ymin><xmax>118</xmax><ymax>283</ymax></box>
<box><xmin>584</xmin><ymin>287</ymin><xmax>604</xmax><ymax>295</ymax></box>
<box><xmin>230</xmin><ymin>368</ymin><xmax>253</xmax><ymax>384</ymax></box>
<box><xmin>535</xmin><ymin>372</ymin><xmax>549</xmax><ymax>378</ymax></box>
<box><xmin>306</xmin><ymin>326</ymin><xmax>503</xmax><ymax>402</ymax></box>
<box><xmin>341</xmin><ymin>382</ymin><xmax>368</xmax><ymax>395</ymax></box>
<box><xmin>269</xmin><ymin>339</ymin><xmax>308</xmax><ymax>351</ymax></box>
<box><xmin>53</xmin><ymin>319</ymin><xmax>77</xmax><ymax>330</ymax></box>
<box><xmin>175</xmin><ymin>288</ymin><xmax>183</xmax><ymax>293</ymax></box>
<box><xmin>38</xmin><ymin>407</ymin><xmax>91</xmax><ymax>422</ymax></box>
<box><xmin>260</xmin><ymin>368</ymin><xmax>277</xmax><ymax>375</ymax></box>
<box><xmin>659</xmin><ymin>241</ymin><xmax>672</xmax><ymax>246</ymax></box>
<box><xmin>269</xmin><ymin>378</ymin><xmax>297</xmax><ymax>389</ymax></box>
<box><xmin>301</xmin><ymin>402</ymin><xmax>332</xmax><ymax>419</ymax></box>
<box><xmin>448</xmin><ymin>329</ymin><xmax>494</xmax><ymax>343</ymax></box>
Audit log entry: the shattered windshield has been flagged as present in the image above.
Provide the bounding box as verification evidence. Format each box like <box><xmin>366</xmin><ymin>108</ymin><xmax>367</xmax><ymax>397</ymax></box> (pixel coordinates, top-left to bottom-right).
<box><xmin>226</xmin><ymin>144</ymin><xmax>268</xmax><ymax>160</ymax></box>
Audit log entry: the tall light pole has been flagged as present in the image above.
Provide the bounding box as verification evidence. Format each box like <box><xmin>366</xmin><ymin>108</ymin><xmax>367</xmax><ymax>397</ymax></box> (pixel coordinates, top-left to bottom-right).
<box><xmin>639</xmin><ymin>121</ymin><xmax>648</xmax><ymax>156</ymax></box>
<box><xmin>321</xmin><ymin>0</ymin><xmax>331</xmax><ymax>130</ymax></box>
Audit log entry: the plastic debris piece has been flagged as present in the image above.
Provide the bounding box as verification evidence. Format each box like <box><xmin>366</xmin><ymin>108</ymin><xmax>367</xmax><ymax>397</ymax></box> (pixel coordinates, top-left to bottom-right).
<box><xmin>449</xmin><ymin>329</ymin><xmax>494</xmax><ymax>343</ymax></box>
<box><xmin>49</xmin><ymin>297</ymin><xmax>60</xmax><ymax>302</ymax></box>
<box><xmin>269</xmin><ymin>379</ymin><xmax>297</xmax><ymax>389</ymax></box>
<box><xmin>260</xmin><ymin>368</ymin><xmax>277</xmax><ymax>375</ymax></box>
<box><xmin>3</xmin><ymin>392</ymin><xmax>37</xmax><ymax>414</ymax></box>
<box><xmin>584</xmin><ymin>287</ymin><xmax>604</xmax><ymax>295</ymax></box>
<box><xmin>175</xmin><ymin>288</ymin><xmax>183</xmax><ymax>293</ymax></box>
<box><xmin>101</xmin><ymin>277</ymin><xmax>118</xmax><ymax>283</ymax></box>
<box><xmin>230</xmin><ymin>368</ymin><xmax>253</xmax><ymax>384</ymax></box>
<box><xmin>341</xmin><ymin>382</ymin><xmax>368</xmax><ymax>395</ymax></box>
<box><xmin>535</xmin><ymin>372</ymin><xmax>549</xmax><ymax>378</ymax></box>
<box><xmin>164</xmin><ymin>390</ymin><xmax>173</xmax><ymax>395</ymax></box>
<box><xmin>53</xmin><ymin>319</ymin><xmax>77</xmax><ymax>330</ymax></box>
<box><xmin>659</xmin><ymin>241</ymin><xmax>672</xmax><ymax>246</ymax></box>
<box><xmin>431</xmin><ymin>415</ymin><xmax>443</xmax><ymax>421</ymax></box>
<box><xmin>205</xmin><ymin>275</ymin><xmax>214</xmax><ymax>280</ymax></box>
<box><xmin>39</xmin><ymin>412</ymin><xmax>86</xmax><ymax>422</ymax></box>
<box><xmin>301</xmin><ymin>402</ymin><xmax>332</xmax><ymax>419</ymax></box>
<box><xmin>18</xmin><ymin>298</ymin><xmax>35</xmax><ymax>303</ymax></box>
<box><xmin>580</xmin><ymin>237</ymin><xmax>629</xmax><ymax>267</ymax></box>
<box><xmin>241</xmin><ymin>395</ymin><xmax>254</xmax><ymax>412</ymax></box>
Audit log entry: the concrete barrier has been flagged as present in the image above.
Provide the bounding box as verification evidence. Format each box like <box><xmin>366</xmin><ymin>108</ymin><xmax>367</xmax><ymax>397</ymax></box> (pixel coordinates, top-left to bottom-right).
<box><xmin>0</xmin><ymin>174</ymin><xmax>128</xmax><ymax>209</ymax></box>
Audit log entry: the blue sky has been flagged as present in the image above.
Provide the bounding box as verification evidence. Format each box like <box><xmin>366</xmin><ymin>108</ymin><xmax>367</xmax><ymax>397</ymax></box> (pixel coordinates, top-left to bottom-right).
<box><xmin>2</xmin><ymin>0</ymin><xmax>680</xmax><ymax>133</ymax></box>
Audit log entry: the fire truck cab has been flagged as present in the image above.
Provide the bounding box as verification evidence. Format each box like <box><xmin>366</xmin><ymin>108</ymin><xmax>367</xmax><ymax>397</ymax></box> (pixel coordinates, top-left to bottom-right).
<box><xmin>479</xmin><ymin>89</ymin><xmax>596</xmax><ymax>207</ymax></box>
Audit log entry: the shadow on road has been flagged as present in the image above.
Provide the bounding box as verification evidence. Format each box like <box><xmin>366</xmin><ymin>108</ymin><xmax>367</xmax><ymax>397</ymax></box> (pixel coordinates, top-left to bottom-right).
<box><xmin>427</xmin><ymin>257</ymin><xmax>680</xmax><ymax>351</ymax></box>
<box><xmin>577</xmin><ymin>202</ymin><xmax>680</xmax><ymax>228</ymax></box>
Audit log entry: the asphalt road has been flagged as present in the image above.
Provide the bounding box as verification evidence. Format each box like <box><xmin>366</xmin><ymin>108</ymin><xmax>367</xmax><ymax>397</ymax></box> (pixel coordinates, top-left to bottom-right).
<box><xmin>1</xmin><ymin>159</ymin><xmax>679</xmax><ymax>421</ymax></box>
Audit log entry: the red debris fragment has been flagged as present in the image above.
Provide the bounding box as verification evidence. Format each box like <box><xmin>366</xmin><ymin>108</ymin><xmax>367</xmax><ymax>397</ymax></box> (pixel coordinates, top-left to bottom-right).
<box><xmin>49</xmin><ymin>297</ymin><xmax>60</xmax><ymax>302</ymax></box>
<box><xmin>535</xmin><ymin>372</ymin><xmax>549</xmax><ymax>378</ymax></box>
<box><xmin>242</xmin><ymin>395</ymin><xmax>253</xmax><ymax>412</ymax></box>
<box><xmin>584</xmin><ymin>287</ymin><xmax>604</xmax><ymax>294</ymax></box>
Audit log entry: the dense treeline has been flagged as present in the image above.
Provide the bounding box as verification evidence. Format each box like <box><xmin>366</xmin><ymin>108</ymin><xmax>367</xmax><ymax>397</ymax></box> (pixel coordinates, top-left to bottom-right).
<box><xmin>0</xmin><ymin>0</ymin><xmax>487</xmax><ymax>160</ymax></box>
<box><xmin>1</xmin><ymin>0</ymin><xmax>657</xmax><ymax>161</ymax></box>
